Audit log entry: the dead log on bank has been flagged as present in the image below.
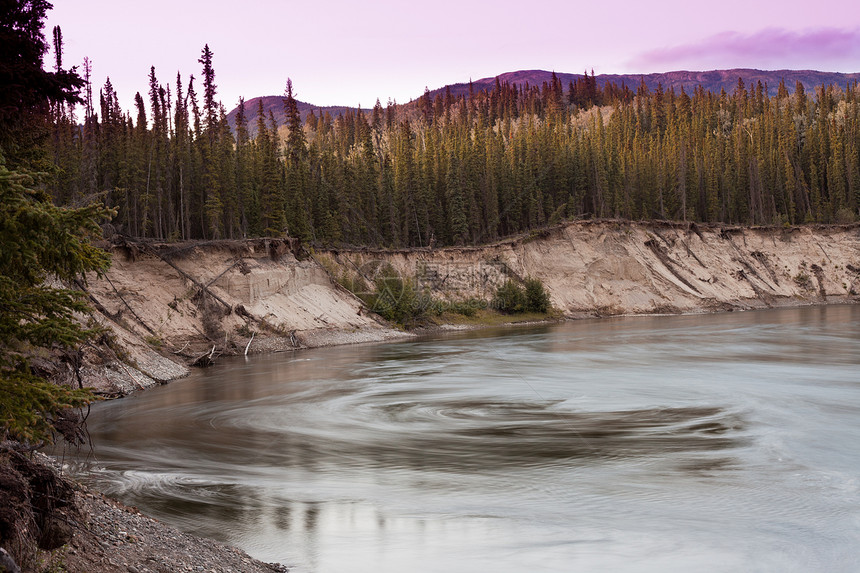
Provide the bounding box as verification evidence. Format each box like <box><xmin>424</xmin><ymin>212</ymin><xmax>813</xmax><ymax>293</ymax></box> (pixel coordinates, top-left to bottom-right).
<box><xmin>191</xmin><ymin>345</ymin><xmax>220</xmax><ymax>367</ymax></box>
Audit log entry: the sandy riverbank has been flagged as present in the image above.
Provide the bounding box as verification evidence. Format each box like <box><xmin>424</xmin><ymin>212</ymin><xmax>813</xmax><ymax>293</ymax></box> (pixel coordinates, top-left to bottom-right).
<box><xmin>70</xmin><ymin>220</ymin><xmax>860</xmax><ymax>398</ymax></box>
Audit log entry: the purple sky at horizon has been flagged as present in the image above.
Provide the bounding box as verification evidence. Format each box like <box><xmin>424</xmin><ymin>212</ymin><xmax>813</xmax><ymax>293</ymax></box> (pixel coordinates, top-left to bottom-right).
<box><xmin>47</xmin><ymin>1</ymin><xmax>860</xmax><ymax>114</ymax></box>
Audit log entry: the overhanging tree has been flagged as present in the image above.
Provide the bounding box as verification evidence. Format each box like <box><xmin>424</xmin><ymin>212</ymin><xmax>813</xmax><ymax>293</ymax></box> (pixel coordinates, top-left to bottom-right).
<box><xmin>0</xmin><ymin>0</ymin><xmax>113</xmax><ymax>444</ymax></box>
<box><xmin>0</xmin><ymin>166</ymin><xmax>113</xmax><ymax>443</ymax></box>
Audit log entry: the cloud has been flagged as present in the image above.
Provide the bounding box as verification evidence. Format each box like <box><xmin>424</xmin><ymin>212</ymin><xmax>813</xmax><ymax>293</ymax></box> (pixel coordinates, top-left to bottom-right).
<box><xmin>629</xmin><ymin>28</ymin><xmax>860</xmax><ymax>71</ymax></box>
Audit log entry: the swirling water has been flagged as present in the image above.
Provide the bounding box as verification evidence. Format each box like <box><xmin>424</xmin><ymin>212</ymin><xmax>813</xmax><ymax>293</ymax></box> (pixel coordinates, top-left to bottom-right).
<box><xmin>60</xmin><ymin>305</ymin><xmax>860</xmax><ymax>572</ymax></box>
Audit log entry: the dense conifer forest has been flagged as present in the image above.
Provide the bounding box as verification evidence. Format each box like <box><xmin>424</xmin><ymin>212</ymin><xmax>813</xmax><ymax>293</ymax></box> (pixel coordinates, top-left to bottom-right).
<box><xmin>46</xmin><ymin>44</ymin><xmax>860</xmax><ymax>247</ymax></box>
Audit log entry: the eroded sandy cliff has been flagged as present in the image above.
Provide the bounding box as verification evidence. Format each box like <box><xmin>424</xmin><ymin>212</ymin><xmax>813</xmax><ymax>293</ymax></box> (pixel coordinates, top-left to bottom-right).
<box><xmin>78</xmin><ymin>222</ymin><xmax>860</xmax><ymax>395</ymax></box>
<box><xmin>322</xmin><ymin>221</ymin><xmax>860</xmax><ymax>316</ymax></box>
<box><xmin>78</xmin><ymin>237</ymin><xmax>404</xmax><ymax>394</ymax></box>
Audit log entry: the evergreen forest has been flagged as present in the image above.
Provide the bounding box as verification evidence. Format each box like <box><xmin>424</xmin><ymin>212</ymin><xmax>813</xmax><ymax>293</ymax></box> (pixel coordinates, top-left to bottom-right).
<box><xmin>46</xmin><ymin>45</ymin><xmax>860</xmax><ymax>247</ymax></box>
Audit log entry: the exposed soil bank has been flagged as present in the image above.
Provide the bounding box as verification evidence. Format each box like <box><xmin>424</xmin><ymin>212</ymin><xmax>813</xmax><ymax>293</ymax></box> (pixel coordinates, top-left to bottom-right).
<box><xmin>74</xmin><ymin>236</ymin><xmax>408</xmax><ymax>397</ymax></box>
<box><xmin>320</xmin><ymin>220</ymin><xmax>860</xmax><ymax>319</ymax></box>
<box><xmin>74</xmin><ymin>221</ymin><xmax>860</xmax><ymax>398</ymax></box>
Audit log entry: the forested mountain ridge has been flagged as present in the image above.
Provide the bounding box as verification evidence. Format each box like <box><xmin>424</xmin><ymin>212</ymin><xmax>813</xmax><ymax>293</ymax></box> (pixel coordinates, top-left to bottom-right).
<box><xmin>225</xmin><ymin>96</ymin><xmax>369</xmax><ymax>137</ymax></box>
<box><xmin>428</xmin><ymin>69</ymin><xmax>860</xmax><ymax>101</ymax></box>
<box><xmin>225</xmin><ymin>69</ymin><xmax>860</xmax><ymax>134</ymax></box>
<box><xmin>46</xmin><ymin>45</ymin><xmax>860</xmax><ymax>246</ymax></box>
<box><xmin>599</xmin><ymin>69</ymin><xmax>860</xmax><ymax>97</ymax></box>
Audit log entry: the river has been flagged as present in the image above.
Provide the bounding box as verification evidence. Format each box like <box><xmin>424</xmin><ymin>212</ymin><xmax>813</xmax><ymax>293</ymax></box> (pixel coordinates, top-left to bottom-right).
<box><xmin>62</xmin><ymin>305</ymin><xmax>860</xmax><ymax>572</ymax></box>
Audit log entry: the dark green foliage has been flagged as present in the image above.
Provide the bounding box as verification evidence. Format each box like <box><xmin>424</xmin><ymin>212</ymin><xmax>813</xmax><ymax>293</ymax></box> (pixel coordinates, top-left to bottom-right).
<box><xmin>493</xmin><ymin>277</ymin><xmax>551</xmax><ymax>314</ymax></box>
<box><xmin>371</xmin><ymin>275</ymin><xmax>418</xmax><ymax>325</ymax></box>
<box><xmin>0</xmin><ymin>165</ymin><xmax>113</xmax><ymax>443</ymax></box>
<box><xmin>523</xmin><ymin>277</ymin><xmax>551</xmax><ymax>313</ymax></box>
<box><xmin>448</xmin><ymin>298</ymin><xmax>486</xmax><ymax>316</ymax></box>
<box><xmin>0</xmin><ymin>1</ymin><xmax>83</xmax><ymax>170</ymax></box>
<box><xmin>0</xmin><ymin>1</ymin><xmax>112</xmax><ymax>444</ymax></box>
<box><xmin>492</xmin><ymin>280</ymin><xmax>526</xmax><ymax>313</ymax></box>
<box><xmin>338</xmin><ymin>272</ymin><xmax>368</xmax><ymax>295</ymax></box>
<box><xmin>359</xmin><ymin>265</ymin><xmax>426</xmax><ymax>326</ymax></box>
<box><xmin>199</xmin><ymin>44</ymin><xmax>218</xmax><ymax>133</ymax></box>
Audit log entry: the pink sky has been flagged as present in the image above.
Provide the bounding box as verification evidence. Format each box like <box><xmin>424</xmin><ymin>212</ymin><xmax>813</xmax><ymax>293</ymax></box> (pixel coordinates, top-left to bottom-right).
<box><xmin>47</xmin><ymin>0</ymin><xmax>860</xmax><ymax>114</ymax></box>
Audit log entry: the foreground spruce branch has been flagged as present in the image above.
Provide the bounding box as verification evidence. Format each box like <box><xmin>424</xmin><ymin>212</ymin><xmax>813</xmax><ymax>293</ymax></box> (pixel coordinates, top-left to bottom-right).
<box><xmin>0</xmin><ymin>165</ymin><xmax>113</xmax><ymax>444</ymax></box>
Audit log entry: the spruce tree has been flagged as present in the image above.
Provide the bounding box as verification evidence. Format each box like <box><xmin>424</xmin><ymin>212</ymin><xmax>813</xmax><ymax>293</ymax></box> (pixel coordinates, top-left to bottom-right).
<box><xmin>283</xmin><ymin>79</ymin><xmax>307</xmax><ymax>165</ymax></box>
<box><xmin>198</xmin><ymin>44</ymin><xmax>218</xmax><ymax>136</ymax></box>
<box><xmin>0</xmin><ymin>0</ymin><xmax>84</xmax><ymax>170</ymax></box>
<box><xmin>283</xmin><ymin>79</ymin><xmax>310</xmax><ymax>239</ymax></box>
<box><xmin>1</xmin><ymin>0</ymin><xmax>113</xmax><ymax>443</ymax></box>
<box><xmin>0</xmin><ymin>167</ymin><xmax>113</xmax><ymax>442</ymax></box>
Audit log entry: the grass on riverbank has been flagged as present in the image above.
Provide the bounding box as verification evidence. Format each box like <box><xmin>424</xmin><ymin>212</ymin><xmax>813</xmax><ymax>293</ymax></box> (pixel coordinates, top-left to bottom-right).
<box><xmin>432</xmin><ymin>307</ymin><xmax>564</xmax><ymax>328</ymax></box>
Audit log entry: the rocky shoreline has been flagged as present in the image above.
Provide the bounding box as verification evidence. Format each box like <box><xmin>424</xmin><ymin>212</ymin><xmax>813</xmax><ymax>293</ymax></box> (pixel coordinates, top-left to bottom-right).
<box><xmin>50</xmin><ymin>471</ymin><xmax>288</xmax><ymax>573</ymax></box>
<box><xmin>0</xmin><ymin>447</ymin><xmax>290</xmax><ymax>573</ymax></box>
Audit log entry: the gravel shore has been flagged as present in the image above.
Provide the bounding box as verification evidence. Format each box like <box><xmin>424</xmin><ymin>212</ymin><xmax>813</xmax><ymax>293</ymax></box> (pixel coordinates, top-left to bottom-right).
<box><xmin>53</xmin><ymin>485</ymin><xmax>289</xmax><ymax>573</ymax></box>
<box><xmin>1</xmin><ymin>451</ymin><xmax>288</xmax><ymax>573</ymax></box>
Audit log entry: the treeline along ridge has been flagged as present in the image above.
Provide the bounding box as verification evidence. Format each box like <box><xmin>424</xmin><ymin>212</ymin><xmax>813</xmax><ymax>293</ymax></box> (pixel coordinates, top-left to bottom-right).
<box><xmin>46</xmin><ymin>46</ymin><xmax>860</xmax><ymax>247</ymax></box>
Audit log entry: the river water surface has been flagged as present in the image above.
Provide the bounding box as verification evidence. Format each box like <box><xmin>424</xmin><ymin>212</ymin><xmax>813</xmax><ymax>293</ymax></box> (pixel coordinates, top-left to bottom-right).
<box><xmin>63</xmin><ymin>306</ymin><xmax>860</xmax><ymax>572</ymax></box>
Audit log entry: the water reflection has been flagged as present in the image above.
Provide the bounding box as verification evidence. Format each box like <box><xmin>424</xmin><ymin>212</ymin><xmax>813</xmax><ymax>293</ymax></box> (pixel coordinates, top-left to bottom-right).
<box><xmin>58</xmin><ymin>305</ymin><xmax>860</xmax><ymax>573</ymax></box>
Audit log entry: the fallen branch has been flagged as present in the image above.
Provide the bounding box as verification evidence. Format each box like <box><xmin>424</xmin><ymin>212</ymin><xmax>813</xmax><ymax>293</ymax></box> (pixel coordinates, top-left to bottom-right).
<box><xmin>191</xmin><ymin>345</ymin><xmax>220</xmax><ymax>367</ymax></box>
<box><xmin>204</xmin><ymin>258</ymin><xmax>243</xmax><ymax>289</ymax></box>
<box><xmin>244</xmin><ymin>331</ymin><xmax>256</xmax><ymax>356</ymax></box>
<box><xmin>306</xmin><ymin>252</ymin><xmax>370</xmax><ymax>308</ymax></box>
<box><xmin>77</xmin><ymin>277</ymin><xmax>155</xmax><ymax>335</ymax></box>
<box><xmin>142</xmin><ymin>245</ymin><xmax>232</xmax><ymax>312</ymax></box>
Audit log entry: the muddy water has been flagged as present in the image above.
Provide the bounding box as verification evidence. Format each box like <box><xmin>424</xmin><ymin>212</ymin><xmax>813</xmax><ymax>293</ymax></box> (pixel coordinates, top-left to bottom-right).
<box><xmin>63</xmin><ymin>306</ymin><xmax>860</xmax><ymax>572</ymax></box>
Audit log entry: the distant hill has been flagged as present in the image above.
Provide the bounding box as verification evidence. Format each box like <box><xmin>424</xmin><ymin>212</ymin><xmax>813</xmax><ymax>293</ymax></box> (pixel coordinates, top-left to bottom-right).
<box><xmin>430</xmin><ymin>69</ymin><xmax>860</xmax><ymax>99</ymax></box>
<box><xmin>227</xmin><ymin>68</ymin><xmax>860</xmax><ymax>133</ymax></box>
<box><xmin>225</xmin><ymin>96</ymin><xmax>370</xmax><ymax>136</ymax></box>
